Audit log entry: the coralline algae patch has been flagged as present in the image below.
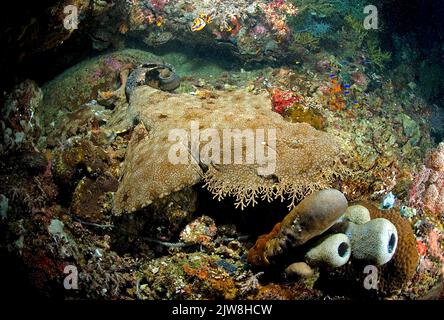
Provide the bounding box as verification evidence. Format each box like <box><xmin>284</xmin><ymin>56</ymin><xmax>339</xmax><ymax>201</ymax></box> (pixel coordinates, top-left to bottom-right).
<box><xmin>135</xmin><ymin>252</ymin><xmax>243</xmax><ymax>300</ymax></box>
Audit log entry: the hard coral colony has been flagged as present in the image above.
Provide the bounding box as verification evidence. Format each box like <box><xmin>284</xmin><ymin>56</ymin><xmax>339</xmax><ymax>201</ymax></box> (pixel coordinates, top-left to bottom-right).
<box><xmin>0</xmin><ymin>0</ymin><xmax>443</xmax><ymax>303</ymax></box>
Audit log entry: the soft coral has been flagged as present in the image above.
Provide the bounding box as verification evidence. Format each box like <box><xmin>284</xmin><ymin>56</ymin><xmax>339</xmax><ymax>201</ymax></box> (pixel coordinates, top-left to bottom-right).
<box><xmin>270</xmin><ymin>89</ymin><xmax>301</xmax><ymax>114</ymax></box>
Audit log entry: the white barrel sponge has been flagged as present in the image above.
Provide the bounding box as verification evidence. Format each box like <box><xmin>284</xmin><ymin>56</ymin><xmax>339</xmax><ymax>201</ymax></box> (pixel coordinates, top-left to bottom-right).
<box><xmin>305</xmin><ymin>233</ymin><xmax>351</xmax><ymax>268</ymax></box>
<box><xmin>347</xmin><ymin>218</ymin><xmax>398</xmax><ymax>265</ymax></box>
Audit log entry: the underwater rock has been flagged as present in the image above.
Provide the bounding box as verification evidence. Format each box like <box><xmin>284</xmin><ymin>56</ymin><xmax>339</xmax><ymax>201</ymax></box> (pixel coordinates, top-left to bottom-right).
<box><xmin>4</xmin><ymin>0</ymin><xmax>92</xmax><ymax>61</ymax></box>
<box><xmin>427</xmin><ymin>143</ymin><xmax>444</xmax><ymax>172</ymax></box>
<box><xmin>112</xmin><ymin>86</ymin><xmax>346</xmax><ymax>215</ymax></box>
<box><xmin>0</xmin><ymin>194</ymin><xmax>8</xmax><ymax>220</ymax></box>
<box><xmin>0</xmin><ymin>153</ymin><xmax>59</xmax><ymax>217</ymax></box>
<box><xmin>344</xmin><ymin>218</ymin><xmax>398</xmax><ymax>266</ymax></box>
<box><xmin>149</xmin><ymin>187</ymin><xmax>199</xmax><ymax>238</ymax></box>
<box><xmin>11</xmin><ymin>150</ymin><xmax>49</xmax><ymax>176</ymax></box>
<box><xmin>304</xmin><ymin>233</ymin><xmax>351</xmax><ymax>268</ymax></box>
<box><xmin>142</xmin><ymin>32</ymin><xmax>174</xmax><ymax>47</ymax></box>
<box><xmin>112</xmin><ymin>185</ymin><xmax>198</xmax><ymax>248</ymax></box>
<box><xmin>1</xmin><ymin>80</ymin><xmax>43</xmax><ymax>152</ymax></box>
<box><xmin>70</xmin><ymin>174</ymin><xmax>118</xmax><ymax>224</ymax></box>
<box><xmin>252</xmin><ymin>282</ymin><xmax>322</xmax><ymax>300</ymax></box>
<box><xmin>248</xmin><ymin>189</ymin><xmax>348</xmax><ymax>267</ymax></box>
<box><xmin>52</xmin><ymin>140</ymin><xmax>110</xmax><ymax>189</ymax></box>
<box><xmin>40</xmin><ymin>50</ymin><xmax>161</xmax><ymax>128</ymax></box>
<box><xmin>46</xmin><ymin>101</ymin><xmax>112</xmax><ymax>145</ymax></box>
<box><xmin>179</xmin><ymin>216</ymin><xmax>217</xmax><ymax>246</ymax></box>
<box><xmin>394</xmin><ymin>113</ymin><xmax>422</xmax><ymax>155</ymax></box>
<box><xmin>398</xmin><ymin>113</ymin><xmax>421</xmax><ymax>146</ymax></box>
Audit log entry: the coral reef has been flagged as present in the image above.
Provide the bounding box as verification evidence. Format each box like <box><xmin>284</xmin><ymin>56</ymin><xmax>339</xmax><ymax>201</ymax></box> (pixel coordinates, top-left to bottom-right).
<box><xmin>124</xmin><ymin>0</ymin><xmax>299</xmax><ymax>62</ymax></box>
<box><xmin>40</xmin><ymin>50</ymin><xmax>160</xmax><ymax>130</ymax></box>
<box><xmin>283</xmin><ymin>104</ymin><xmax>326</xmax><ymax>130</ymax></box>
<box><xmin>179</xmin><ymin>216</ymin><xmax>218</xmax><ymax>246</ymax></box>
<box><xmin>1</xmin><ymin>12</ymin><xmax>443</xmax><ymax>299</ymax></box>
<box><xmin>1</xmin><ymin>80</ymin><xmax>43</xmax><ymax>153</ymax></box>
<box><xmin>133</xmin><ymin>247</ymin><xmax>249</xmax><ymax>300</ymax></box>
<box><xmin>70</xmin><ymin>174</ymin><xmax>118</xmax><ymax>224</ymax></box>
<box><xmin>270</xmin><ymin>88</ymin><xmax>302</xmax><ymax>114</ymax></box>
<box><xmin>409</xmin><ymin>142</ymin><xmax>444</xmax><ymax>218</ymax></box>
<box><xmin>52</xmin><ymin>139</ymin><xmax>111</xmax><ymax>189</ymax></box>
<box><xmin>258</xmin><ymin>0</ymin><xmax>298</xmax><ymax>40</ymax></box>
<box><xmin>251</xmin><ymin>282</ymin><xmax>322</xmax><ymax>300</ymax></box>
<box><xmin>328</xmin><ymin>107</ymin><xmax>431</xmax><ymax>201</ymax></box>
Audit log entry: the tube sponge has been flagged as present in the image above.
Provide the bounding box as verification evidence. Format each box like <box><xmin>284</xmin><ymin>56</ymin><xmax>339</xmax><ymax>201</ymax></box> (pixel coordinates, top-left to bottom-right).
<box><xmin>367</xmin><ymin>205</ymin><xmax>419</xmax><ymax>293</ymax></box>
<box><xmin>345</xmin><ymin>218</ymin><xmax>398</xmax><ymax>266</ymax></box>
<box><xmin>264</xmin><ymin>189</ymin><xmax>348</xmax><ymax>264</ymax></box>
<box><xmin>305</xmin><ymin>233</ymin><xmax>351</xmax><ymax>268</ymax></box>
<box><xmin>343</xmin><ymin>205</ymin><xmax>371</xmax><ymax>225</ymax></box>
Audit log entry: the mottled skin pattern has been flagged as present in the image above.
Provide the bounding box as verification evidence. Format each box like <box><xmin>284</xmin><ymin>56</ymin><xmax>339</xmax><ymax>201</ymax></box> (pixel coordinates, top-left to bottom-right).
<box><xmin>125</xmin><ymin>67</ymin><xmax>149</xmax><ymax>99</ymax></box>
<box><xmin>264</xmin><ymin>189</ymin><xmax>348</xmax><ymax>265</ymax></box>
<box><xmin>125</xmin><ymin>62</ymin><xmax>180</xmax><ymax>100</ymax></box>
